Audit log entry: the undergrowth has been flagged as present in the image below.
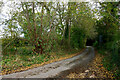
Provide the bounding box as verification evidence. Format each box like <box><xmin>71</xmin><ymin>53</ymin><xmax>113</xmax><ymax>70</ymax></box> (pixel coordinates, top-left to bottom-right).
<box><xmin>98</xmin><ymin>49</ymin><xmax>120</xmax><ymax>79</ymax></box>
<box><xmin>1</xmin><ymin>48</ymin><xmax>81</xmax><ymax>75</ymax></box>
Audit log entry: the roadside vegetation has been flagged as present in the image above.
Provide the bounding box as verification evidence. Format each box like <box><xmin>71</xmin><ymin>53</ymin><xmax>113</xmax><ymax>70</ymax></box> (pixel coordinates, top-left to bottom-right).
<box><xmin>93</xmin><ymin>2</ymin><xmax>120</xmax><ymax>79</ymax></box>
<box><xmin>1</xmin><ymin>48</ymin><xmax>84</xmax><ymax>75</ymax></box>
<box><xmin>0</xmin><ymin>1</ymin><xmax>119</xmax><ymax>79</ymax></box>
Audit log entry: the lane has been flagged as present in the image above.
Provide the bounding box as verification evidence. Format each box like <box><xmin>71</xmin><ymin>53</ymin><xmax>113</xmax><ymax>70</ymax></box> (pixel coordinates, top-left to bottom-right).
<box><xmin>54</xmin><ymin>46</ymin><xmax>95</xmax><ymax>78</ymax></box>
<box><xmin>2</xmin><ymin>46</ymin><xmax>95</xmax><ymax>78</ymax></box>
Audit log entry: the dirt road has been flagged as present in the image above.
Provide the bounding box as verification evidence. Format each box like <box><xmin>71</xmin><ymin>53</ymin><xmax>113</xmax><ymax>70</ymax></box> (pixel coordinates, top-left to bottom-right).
<box><xmin>2</xmin><ymin>46</ymin><xmax>95</xmax><ymax>78</ymax></box>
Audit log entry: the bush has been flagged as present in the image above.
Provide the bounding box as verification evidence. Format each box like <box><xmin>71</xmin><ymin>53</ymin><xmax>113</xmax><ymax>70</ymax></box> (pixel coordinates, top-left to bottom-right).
<box><xmin>2</xmin><ymin>46</ymin><xmax>16</xmax><ymax>55</ymax></box>
<box><xmin>116</xmin><ymin>40</ymin><xmax>120</xmax><ymax>53</ymax></box>
<box><xmin>102</xmin><ymin>52</ymin><xmax>120</xmax><ymax>78</ymax></box>
<box><xmin>17</xmin><ymin>46</ymin><xmax>33</xmax><ymax>55</ymax></box>
<box><xmin>93</xmin><ymin>41</ymin><xmax>98</xmax><ymax>47</ymax></box>
<box><xmin>71</xmin><ymin>27</ymin><xmax>86</xmax><ymax>48</ymax></box>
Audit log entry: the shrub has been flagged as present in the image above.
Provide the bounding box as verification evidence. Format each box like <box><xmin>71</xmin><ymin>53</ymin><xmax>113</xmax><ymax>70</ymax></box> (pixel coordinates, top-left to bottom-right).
<box><xmin>71</xmin><ymin>27</ymin><xmax>85</xmax><ymax>48</ymax></box>
<box><xmin>17</xmin><ymin>46</ymin><xmax>33</xmax><ymax>55</ymax></box>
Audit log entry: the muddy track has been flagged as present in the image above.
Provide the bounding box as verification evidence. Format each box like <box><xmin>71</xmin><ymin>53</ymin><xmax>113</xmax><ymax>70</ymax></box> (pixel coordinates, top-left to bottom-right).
<box><xmin>2</xmin><ymin>46</ymin><xmax>95</xmax><ymax>78</ymax></box>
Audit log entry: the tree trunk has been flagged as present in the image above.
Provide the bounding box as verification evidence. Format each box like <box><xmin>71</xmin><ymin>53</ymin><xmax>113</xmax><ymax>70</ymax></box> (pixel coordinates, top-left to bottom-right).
<box><xmin>39</xmin><ymin>3</ymin><xmax>44</xmax><ymax>54</ymax></box>
<box><xmin>68</xmin><ymin>19</ymin><xmax>71</xmax><ymax>48</ymax></box>
<box><xmin>41</xmin><ymin>3</ymin><xmax>43</xmax><ymax>37</ymax></box>
<box><xmin>32</xmin><ymin>2</ymin><xmax>37</xmax><ymax>43</ymax></box>
<box><xmin>21</xmin><ymin>3</ymin><xmax>34</xmax><ymax>44</ymax></box>
<box><xmin>68</xmin><ymin>2</ymin><xmax>71</xmax><ymax>48</ymax></box>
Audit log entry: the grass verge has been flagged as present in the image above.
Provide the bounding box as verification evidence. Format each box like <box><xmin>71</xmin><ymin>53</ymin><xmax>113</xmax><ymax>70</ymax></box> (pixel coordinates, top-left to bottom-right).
<box><xmin>0</xmin><ymin>48</ymin><xmax>85</xmax><ymax>75</ymax></box>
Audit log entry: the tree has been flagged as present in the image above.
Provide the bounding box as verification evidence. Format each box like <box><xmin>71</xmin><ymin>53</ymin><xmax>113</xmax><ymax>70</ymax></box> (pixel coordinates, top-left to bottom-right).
<box><xmin>96</xmin><ymin>2</ymin><xmax>119</xmax><ymax>51</ymax></box>
<box><xmin>70</xmin><ymin>2</ymin><xmax>96</xmax><ymax>48</ymax></box>
<box><xmin>2</xmin><ymin>2</ymin><xmax>96</xmax><ymax>54</ymax></box>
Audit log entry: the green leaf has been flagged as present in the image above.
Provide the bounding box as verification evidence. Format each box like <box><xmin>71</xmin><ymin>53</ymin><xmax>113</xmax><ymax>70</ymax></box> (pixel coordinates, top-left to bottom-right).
<box><xmin>39</xmin><ymin>40</ymin><xmax>42</xmax><ymax>42</ymax></box>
